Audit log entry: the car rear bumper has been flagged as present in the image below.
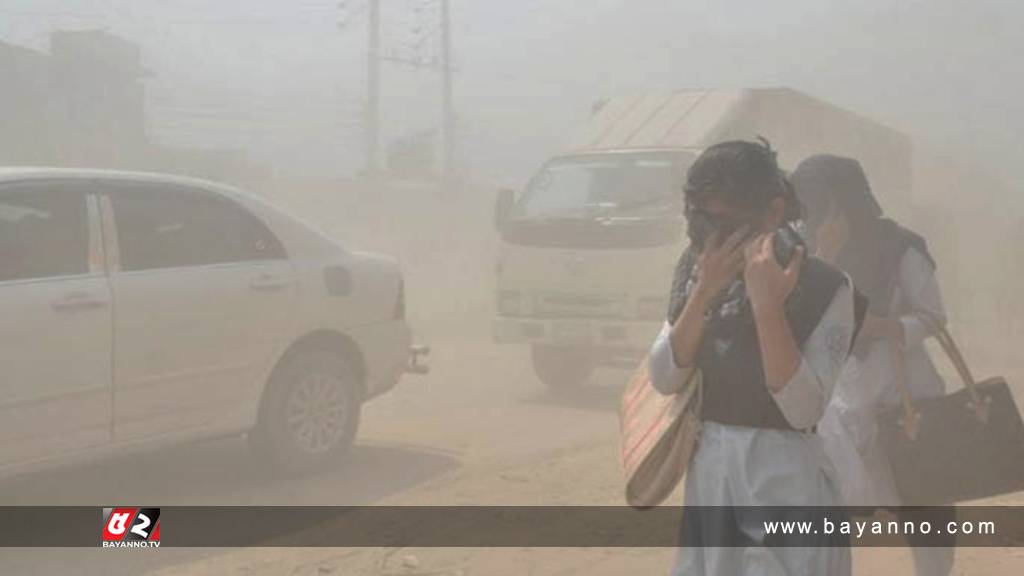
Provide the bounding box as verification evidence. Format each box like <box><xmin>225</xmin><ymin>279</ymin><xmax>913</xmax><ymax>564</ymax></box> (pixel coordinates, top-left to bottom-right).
<box><xmin>348</xmin><ymin>319</ymin><xmax>415</xmax><ymax>399</ymax></box>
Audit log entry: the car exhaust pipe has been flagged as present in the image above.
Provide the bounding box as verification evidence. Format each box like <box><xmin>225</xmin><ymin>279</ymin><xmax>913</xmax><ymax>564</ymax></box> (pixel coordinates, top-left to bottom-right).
<box><xmin>406</xmin><ymin>344</ymin><xmax>430</xmax><ymax>375</ymax></box>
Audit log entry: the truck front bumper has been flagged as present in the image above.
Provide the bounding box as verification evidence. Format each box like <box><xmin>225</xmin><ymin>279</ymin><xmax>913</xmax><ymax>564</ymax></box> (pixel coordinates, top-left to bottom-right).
<box><xmin>492</xmin><ymin>316</ymin><xmax>660</xmax><ymax>356</ymax></box>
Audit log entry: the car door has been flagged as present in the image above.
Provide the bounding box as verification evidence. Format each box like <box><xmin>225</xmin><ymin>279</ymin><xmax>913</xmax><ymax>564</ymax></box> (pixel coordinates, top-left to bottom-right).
<box><xmin>103</xmin><ymin>181</ymin><xmax>295</xmax><ymax>440</ymax></box>
<box><xmin>0</xmin><ymin>180</ymin><xmax>112</xmax><ymax>466</ymax></box>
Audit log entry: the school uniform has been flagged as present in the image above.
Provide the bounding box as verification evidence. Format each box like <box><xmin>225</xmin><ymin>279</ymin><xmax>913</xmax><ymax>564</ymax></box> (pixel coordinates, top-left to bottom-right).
<box><xmin>649</xmin><ymin>250</ymin><xmax>856</xmax><ymax>576</ymax></box>
<box><xmin>790</xmin><ymin>153</ymin><xmax>955</xmax><ymax>576</ymax></box>
<box><xmin>818</xmin><ymin>243</ymin><xmax>955</xmax><ymax>575</ymax></box>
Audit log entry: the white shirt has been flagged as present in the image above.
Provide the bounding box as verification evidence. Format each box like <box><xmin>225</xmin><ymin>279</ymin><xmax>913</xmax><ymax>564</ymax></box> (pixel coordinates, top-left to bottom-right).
<box><xmin>820</xmin><ymin>246</ymin><xmax>948</xmax><ymax>507</ymax></box>
<box><xmin>884</xmin><ymin>247</ymin><xmax>948</xmax><ymax>402</ymax></box>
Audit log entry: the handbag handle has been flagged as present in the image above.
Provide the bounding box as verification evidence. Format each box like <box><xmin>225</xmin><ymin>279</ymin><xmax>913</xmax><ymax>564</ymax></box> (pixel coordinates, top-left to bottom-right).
<box><xmin>933</xmin><ymin>327</ymin><xmax>975</xmax><ymax>391</ymax></box>
<box><xmin>890</xmin><ymin>337</ymin><xmax>921</xmax><ymax>440</ymax></box>
<box><xmin>929</xmin><ymin>321</ymin><xmax>991</xmax><ymax>422</ymax></box>
<box><xmin>892</xmin><ymin>315</ymin><xmax>991</xmax><ymax>439</ymax></box>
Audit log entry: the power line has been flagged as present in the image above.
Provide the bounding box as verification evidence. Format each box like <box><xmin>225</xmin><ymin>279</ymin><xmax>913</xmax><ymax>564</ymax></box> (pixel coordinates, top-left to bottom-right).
<box><xmin>439</xmin><ymin>0</ymin><xmax>454</xmax><ymax>178</ymax></box>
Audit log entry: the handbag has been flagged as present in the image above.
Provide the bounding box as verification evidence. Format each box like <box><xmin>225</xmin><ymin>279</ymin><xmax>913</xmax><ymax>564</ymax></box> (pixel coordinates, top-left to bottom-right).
<box><xmin>878</xmin><ymin>321</ymin><xmax>1024</xmax><ymax>505</ymax></box>
<box><xmin>619</xmin><ymin>356</ymin><xmax>702</xmax><ymax>509</ymax></box>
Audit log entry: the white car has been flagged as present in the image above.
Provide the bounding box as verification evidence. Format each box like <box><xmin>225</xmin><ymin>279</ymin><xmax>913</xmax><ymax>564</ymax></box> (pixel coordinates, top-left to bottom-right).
<box><xmin>0</xmin><ymin>168</ymin><xmax>425</xmax><ymax>477</ymax></box>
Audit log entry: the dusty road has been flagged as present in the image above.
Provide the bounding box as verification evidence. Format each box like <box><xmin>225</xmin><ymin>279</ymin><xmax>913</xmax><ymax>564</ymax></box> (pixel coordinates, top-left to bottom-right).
<box><xmin>4</xmin><ymin>335</ymin><xmax>1023</xmax><ymax>576</ymax></box>
<box><xmin>0</xmin><ymin>335</ymin><xmax>635</xmax><ymax>575</ymax></box>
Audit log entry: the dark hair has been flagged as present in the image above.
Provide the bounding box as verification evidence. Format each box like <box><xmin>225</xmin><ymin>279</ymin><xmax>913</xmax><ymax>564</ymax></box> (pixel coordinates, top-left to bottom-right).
<box><xmin>790</xmin><ymin>154</ymin><xmax>882</xmax><ymax>230</ymax></box>
<box><xmin>684</xmin><ymin>138</ymin><xmax>802</xmax><ymax>222</ymax></box>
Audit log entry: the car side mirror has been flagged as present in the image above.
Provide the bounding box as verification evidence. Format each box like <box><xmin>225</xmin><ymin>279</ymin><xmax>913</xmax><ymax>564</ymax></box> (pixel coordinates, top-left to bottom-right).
<box><xmin>494</xmin><ymin>188</ymin><xmax>515</xmax><ymax>229</ymax></box>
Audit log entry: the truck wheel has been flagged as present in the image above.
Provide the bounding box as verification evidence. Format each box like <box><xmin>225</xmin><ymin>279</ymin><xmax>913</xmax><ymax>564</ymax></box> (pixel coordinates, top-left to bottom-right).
<box><xmin>531</xmin><ymin>344</ymin><xmax>593</xmax><ymax>391</ymax></box>
<box><xmin>250</xmin><ymin>350</ymin><xmax>362</xmax><ymax>474</ymax></box>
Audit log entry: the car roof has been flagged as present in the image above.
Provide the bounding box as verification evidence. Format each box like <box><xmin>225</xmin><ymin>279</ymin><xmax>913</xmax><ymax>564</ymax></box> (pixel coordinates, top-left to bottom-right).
<box><xmin>0</xmin><ymin>167</ymin><xmax>241</xmax><ymax>195</ymax></box>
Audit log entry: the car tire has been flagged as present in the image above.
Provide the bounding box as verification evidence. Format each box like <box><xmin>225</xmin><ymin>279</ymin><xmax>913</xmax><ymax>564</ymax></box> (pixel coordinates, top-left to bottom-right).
<box><xmin>530</xmin><ymin>344</ymin><xmax>593</xmax><ymax>392</ymax></box>
<box><xmin>249</xmin><ymin>349</ymin><xmax>362</xmax><ymax>474</ymax></box>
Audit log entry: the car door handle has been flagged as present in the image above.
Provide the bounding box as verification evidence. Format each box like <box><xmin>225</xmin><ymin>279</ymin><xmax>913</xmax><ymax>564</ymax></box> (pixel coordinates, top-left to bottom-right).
<box><xmin>249</xmin><ymin>274</ymin><xmax>291</xmax><ymax>292</ymax></box>
<box><xmin>51</xmin><ymin>292</ymin><xmax>107</xmax><ymax>313</ymax></box>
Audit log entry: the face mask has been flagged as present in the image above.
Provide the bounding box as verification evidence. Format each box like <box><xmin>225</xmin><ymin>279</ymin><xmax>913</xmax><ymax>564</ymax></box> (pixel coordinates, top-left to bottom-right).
<box><xmin>686</xmin><ymin>208</ymin><xmax>716</xmax><ymax>249</ymax></box>
<box><xmin>686</xmin><ymin>206</ymin><xmax>756</xmax><ymax>249</ymax></box>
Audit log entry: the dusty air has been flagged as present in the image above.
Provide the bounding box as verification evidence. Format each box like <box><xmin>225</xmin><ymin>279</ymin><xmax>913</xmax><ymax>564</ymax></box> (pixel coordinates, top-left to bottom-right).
<box><xmin>1</xmin><ymin>1</ymin><xmax>1023</xmax><ymax>575</ymax></box>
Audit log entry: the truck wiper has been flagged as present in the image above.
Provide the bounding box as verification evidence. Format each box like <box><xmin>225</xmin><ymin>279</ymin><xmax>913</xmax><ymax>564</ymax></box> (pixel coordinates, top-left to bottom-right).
<box><xmin>510</xmin><ymin>204</ymin><xmax>611</xmax><ymax>223</ymax></box>
<box><xmin>507</xmin><ymin>200</ymin><xmax>673</xmax><ymax>224</ymax></box>
<box><xmin>611</xmin><ymin>195</ymin><xmax>676</xmax><ymax>213</ymax></box>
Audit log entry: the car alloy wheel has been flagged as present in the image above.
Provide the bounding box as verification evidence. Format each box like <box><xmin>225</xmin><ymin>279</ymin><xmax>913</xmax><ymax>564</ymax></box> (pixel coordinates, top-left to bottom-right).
<box><xmin>286</xmin><ymin>372</ymin><xmax>350</xmax><ymax>455</ymax></box>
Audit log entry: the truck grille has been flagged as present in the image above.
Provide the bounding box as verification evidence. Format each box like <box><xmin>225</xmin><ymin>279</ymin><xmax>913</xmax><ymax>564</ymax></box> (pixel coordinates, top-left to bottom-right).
<box><xmin>532</xmin><ymin>293</ymin><xmax>626</xmax><ymax>318</ymax></box>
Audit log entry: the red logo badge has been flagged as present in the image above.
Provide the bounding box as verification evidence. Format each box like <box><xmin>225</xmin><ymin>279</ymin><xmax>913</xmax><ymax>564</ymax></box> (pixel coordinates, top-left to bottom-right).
<box><xmin>102</xmin><ymin>508</ymin><xmax>161</xmax><ymax>548</ymax></box>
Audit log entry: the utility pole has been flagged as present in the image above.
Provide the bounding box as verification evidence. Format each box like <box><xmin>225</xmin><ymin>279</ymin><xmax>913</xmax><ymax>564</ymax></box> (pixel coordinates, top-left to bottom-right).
<box><xmin>439</xmin><ymin>0</ymin><xmax>455</xmax><ymax>179</ymax></box>
<box><xmin>366</xmin><ymin>0</ymin><xmax>381</xmax><ymax>175</ymax></box>
<box><xmin>345</xmin><ymin>0</ymin><xmax>452</xmax><ymax>179</ymax></box>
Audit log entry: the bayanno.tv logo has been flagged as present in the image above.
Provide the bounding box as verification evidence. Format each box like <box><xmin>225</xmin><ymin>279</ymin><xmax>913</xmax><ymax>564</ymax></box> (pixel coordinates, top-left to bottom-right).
<box><xmin>101</xmin><ymin>508</ymin><xmax>161</xmax><ymax>548</ymax></box>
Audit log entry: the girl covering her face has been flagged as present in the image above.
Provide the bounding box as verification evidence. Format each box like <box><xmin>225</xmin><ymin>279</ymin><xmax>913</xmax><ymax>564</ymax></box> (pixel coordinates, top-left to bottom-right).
<box><xmin>650</xmin><ymin>140</ymin><xmax>862</xmax><ymax>576</ymax></box>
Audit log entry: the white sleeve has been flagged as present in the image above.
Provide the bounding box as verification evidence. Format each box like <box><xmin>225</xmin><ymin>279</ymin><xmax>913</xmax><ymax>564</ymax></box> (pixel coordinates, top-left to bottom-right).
<box><xmin>897</xmin><ymin>248</ymin><xmax>947</xmax><ymax>350</ymax></box>
<box><xmin>648</xmin><ymin>321</ymin><xmax>697</xmax><ymax>395</ymax></box>
<box><xmin>770</xmin><ymin>281</ymin><xmax>856</xmax><ymax>430</ymax></box>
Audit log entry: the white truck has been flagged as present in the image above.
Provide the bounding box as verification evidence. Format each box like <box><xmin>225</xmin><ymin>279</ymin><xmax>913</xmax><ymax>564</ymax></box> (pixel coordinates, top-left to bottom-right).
<box><xmin>492</xmin><ymin>88</ymin><xmax>913</xmax><ymax>390</ymax></box>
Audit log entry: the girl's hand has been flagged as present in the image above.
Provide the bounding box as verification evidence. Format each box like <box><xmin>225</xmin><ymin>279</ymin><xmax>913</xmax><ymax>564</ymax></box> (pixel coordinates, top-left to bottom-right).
<box><xmin>691</xmin><ymin>226</ymin><xmax>749</xmax><ymax>310</ymax></box>
<box><xmin>744</xmin><ymin>232</ymin><xmax>805</xmax><ymax>312</ymax></box>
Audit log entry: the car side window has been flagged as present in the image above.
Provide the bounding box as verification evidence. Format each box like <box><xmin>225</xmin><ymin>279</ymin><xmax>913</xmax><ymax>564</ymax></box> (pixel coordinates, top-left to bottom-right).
<box><xmin>0</xmin><ymin>183</ymin><xmax>88</xmax><ymax>282</ymax></box>
<box><xmin>110</xmin><ymin>184</ymin><xmax>286</xmax><ymax>272</ymax></box>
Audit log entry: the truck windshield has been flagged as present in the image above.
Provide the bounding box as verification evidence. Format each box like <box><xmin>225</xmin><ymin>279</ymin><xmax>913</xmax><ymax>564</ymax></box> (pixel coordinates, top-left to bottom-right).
<box><xmin>510</xmin><ymin>152</ymin><xmax>694</xmax><ymax>221</ymax></box>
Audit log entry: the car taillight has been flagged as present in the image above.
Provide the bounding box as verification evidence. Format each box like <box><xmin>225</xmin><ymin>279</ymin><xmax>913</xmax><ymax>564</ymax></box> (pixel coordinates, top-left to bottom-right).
<box><xmin>393</xmin><ymin>277</ymin><xmax>405</xmax><ymax>319</ymax></box>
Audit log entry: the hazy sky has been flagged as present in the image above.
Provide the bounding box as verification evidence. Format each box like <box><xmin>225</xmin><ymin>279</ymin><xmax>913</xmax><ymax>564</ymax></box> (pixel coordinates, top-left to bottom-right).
<box><xmin>1</xmin><ymin>0</ymin><xmax>1020</xmax><ymax>186</ymax></box>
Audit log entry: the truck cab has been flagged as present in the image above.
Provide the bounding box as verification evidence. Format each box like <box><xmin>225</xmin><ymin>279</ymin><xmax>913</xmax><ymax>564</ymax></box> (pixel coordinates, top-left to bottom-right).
<box><xmin>493</xmin><ymin>149</ymin><xmax>694</xmax><ymax>390</ymax></box>
<box><xmin>491</xmin><ymin>88</ymin><xmax>912</xmax><ymax>391</ymax></box>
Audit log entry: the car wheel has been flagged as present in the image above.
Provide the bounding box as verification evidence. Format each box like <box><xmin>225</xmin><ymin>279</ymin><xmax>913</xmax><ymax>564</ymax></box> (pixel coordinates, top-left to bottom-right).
<box><xmin>530</xmin><ymin>344</ymin><xmax>593</xmax><ymax>392</ymax></box>
<box><xmin>250</xmin><ymin>349</ymin><xmax>362</xmax><ymax>473</ymax></box>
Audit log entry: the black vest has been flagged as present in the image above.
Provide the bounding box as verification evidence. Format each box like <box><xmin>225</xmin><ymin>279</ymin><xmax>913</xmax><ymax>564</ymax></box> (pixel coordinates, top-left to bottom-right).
<box><xmin>667</xmin><ymin>250</ymin><xmax>857</xmax><ymax>431</ymax></box>
<box><xmin>838</xmin><ymin>218</ymin><xmax>934</xmax><ymax>358</ymax></box>
<box><xmin>837</xmin><ymin>218</ymin><xmax>934</xmax><ymax>317</ymax></box>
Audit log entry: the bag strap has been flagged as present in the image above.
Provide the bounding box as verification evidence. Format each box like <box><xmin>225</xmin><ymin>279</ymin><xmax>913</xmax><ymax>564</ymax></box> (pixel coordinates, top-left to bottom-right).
<box><xmin>891</xmin><ymin>315</ymin><xmax>990</xmax><ymax>436</ymax></box>
<box><xmin>932</xmin><ymin>325</ymin><xmax>979</xmax><ymax>401</ymax></box>
<box><xmin>929</xmin><ymin>322</ymin><xmax>991</xmax><ymax>422</ymax></box>
<box><xmin>889</xmin><ymin>337</ymin><xmax>921</xmax><ymax>440</ymax></box>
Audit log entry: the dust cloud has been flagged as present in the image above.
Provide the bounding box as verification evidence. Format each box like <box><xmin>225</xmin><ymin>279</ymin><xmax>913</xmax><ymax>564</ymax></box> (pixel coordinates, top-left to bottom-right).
<box><xmin>0</xmin><ymin>1</ymin><xmax>1022</xmax><ymax>575</ymax></box>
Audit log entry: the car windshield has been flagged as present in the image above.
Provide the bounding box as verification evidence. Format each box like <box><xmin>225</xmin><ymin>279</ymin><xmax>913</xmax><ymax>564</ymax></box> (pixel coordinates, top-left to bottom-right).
<box><xmin>509</xmin><ymin>151</ymin><xmax>694</xmax><ymax>221</ymax></box>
